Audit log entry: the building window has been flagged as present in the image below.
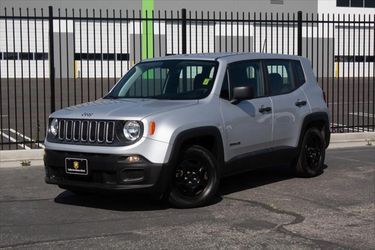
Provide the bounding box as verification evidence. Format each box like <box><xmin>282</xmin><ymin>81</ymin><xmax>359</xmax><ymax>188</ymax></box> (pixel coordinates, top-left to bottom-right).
<box><xmin>19</xmin><ymin>52</ymin><xmax>34</xmax><ymax>60</ymax></box>
<box><xmin>74</xmin><ymin>53</ymin><xmax>127</xmax><ymax>61</ymax></box>
<box><xmin>365</xmin><ymin>0</ymin><xmax>375</xmax><ymax>7</ymax></box>
<box><xmin>35</xmin><ymin>53</ymin><xmax>48</xmax><ymax>60</ymax></box>
<box><xmin>335</xmin><ymin>55</ymin><xmax>374</xmax><ymax>62</ymax></box>
<box><xmin>102</xmin><ymin>53</ymin><xmax>115</xmax><ymax>61</ymax></box>
<box><xmin>337</xmin><ymin>0</ymin><xmax>350</xmax><ymax>6</ymax></box>
<box><xmin>3</xmin><ymin>52</ymin><xmax>18</xmax><ymax>60</ymax></box>
<box><xmin>351</xmin><ymin>0</ymin><xmax>364</xmax><ymax>6</ymax></box>
<box><xmin>337</xmin><ymin>0</ymin><xmax>375</xmax><ymax>7</ymax></box>
<box><xmin>117</xmin><ymin>53</ymin><xmax>129</xmax><ymax>61</ymax></box>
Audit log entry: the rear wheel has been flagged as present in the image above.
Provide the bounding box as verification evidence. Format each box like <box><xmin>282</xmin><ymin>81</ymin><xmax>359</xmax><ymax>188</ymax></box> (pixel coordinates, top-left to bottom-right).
<box><xmin>168</xmin><ymin>145</ymin><xmax>220</xmax><ymax>208</ymax></box>
<box><xmin>295</xmin><ymin>127</ymin><xmax>326</xmax><ymax>177</ymax></box>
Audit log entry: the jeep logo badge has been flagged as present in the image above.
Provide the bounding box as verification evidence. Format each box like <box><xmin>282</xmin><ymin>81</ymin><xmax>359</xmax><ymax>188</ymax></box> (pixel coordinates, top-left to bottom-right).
<box><xmin>81</xmin><ymin>112</ymin><xmax>93</xmax><ymax>117</ymax></box>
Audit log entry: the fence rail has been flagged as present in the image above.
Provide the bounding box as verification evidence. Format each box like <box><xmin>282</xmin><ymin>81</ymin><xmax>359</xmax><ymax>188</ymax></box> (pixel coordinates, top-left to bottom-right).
<box><xmin>0</xmin><ymin>7</ymin><xmax>374</xmax><ymax>150</ymax></box>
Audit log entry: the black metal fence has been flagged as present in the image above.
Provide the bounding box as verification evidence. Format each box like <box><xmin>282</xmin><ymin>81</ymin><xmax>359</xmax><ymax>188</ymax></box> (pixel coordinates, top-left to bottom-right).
<box><xmin>0</xmin><ymin>7</ymin><xmax>374</xmax><ymax>150</ymax></box>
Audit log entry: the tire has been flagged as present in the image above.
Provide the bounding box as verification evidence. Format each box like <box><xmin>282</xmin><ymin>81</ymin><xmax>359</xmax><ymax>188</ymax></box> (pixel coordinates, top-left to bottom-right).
<box><xmin>167</xmin><ymin>145</ymin><xmax>220</xmax><ymax>208</ymax></box>
<box><xmin>295</xmin><ymin>127</ymin><xmax>326</xmax><ymax>177</ymax></box>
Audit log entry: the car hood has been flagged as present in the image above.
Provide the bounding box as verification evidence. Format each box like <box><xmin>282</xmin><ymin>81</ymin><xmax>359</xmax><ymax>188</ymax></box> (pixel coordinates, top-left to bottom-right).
<box><xmin>51</xmin><ymin>98</ymin><xmax>199</xmax><ymax>120</ymax></box>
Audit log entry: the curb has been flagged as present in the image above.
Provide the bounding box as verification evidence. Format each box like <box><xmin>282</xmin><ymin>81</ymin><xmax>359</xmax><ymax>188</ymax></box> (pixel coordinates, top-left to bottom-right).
<box><xmin>0</xmin><ymin>149</ymin><xmax>44</xmax><ymax>168</ymax></box>
<box><xmin>328</xmin><ymin>132</ymin><xmax>375</xmax><ymax>149</ymax></box>
<box><xmin>0</xmin><ymin>132</ymin><xmax>374</xmax><ymax>168</ymax></box>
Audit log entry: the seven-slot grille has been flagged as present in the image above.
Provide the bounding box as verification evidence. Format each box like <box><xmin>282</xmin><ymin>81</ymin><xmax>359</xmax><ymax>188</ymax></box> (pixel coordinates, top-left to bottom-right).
<box><xmin>57</xmin><ymin>120</ymin><xmax>116</xmax><ymax>144</ymax></box>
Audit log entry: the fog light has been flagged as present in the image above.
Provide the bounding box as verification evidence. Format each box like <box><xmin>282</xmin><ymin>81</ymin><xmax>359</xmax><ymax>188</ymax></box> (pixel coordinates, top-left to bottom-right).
<box><xmin>126</xmin><ymin>155</ymin><xmax>141</xmax><ymax>163</ymax></box>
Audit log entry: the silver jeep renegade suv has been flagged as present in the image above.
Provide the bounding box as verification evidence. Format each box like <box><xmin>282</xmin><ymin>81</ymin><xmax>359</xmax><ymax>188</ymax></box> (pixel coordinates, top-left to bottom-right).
<box><xmin>44</xmin><ymin>53</ymin><xmax>330</xmax><ymax>208</ymax></box>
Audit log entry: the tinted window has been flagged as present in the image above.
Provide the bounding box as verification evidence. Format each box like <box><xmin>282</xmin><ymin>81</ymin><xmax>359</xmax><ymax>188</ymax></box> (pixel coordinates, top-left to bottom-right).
<box><xmin>117</xmin><ymin>53</ymin><xmax>129</xmax><ymax>61</ymax></box>
<box><xmin>351</xmin><ymin>0</ymin><xmax>364</xmax><ymax>6</ymax></box>
<box><xmin>3</xmin><ymin>52</ymin><xmax>18</xmax><ymax>60</ymax></box>
<box><xmin>19</xmin><ymin>53</ymin><xmax>34</xmax><ymax>60</ymax></box>
<box><xmin>35</xmin><ymin>53</ymin><xmax>48</xmax><ymax>60</ymax></box>
<box><xmin>293</xmin><ymin>61</ymin><xmax>306</xmax><ymax>86</ymax></box>
<box><xmin>228</xmin><ymin>60</ymin><xmax>264</xmax><ymax>98</ymax></box>
<box><xmin>103</xmin><ymin>53</ymin><xmax>115</xmax><ymax>60</ymax></box>
<box><xmin>365</xmin><ymin>0</ymin><xmax>375</xmax><ymax>7</ymax></box>
<box><xmin>337</xmin><ymin>0</ymin><xmax>350</xmax><ymax>6</ymax></box>
<box><xmin>264</xmin><ymin>60</ymin><xmax>295</xmax><ymax>96</ymax></box>
<box><xmin>355</xmin><ymin>56</ymin><xmax>365</xmax><ymax>62</ymax></box>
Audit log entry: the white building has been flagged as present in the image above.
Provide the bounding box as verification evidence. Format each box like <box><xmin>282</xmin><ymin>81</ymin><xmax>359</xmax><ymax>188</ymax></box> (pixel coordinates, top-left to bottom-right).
<box><xmin>0</xmin><ymin>0</ymin><xmax>374</xmax><ymax>78</ymax></box>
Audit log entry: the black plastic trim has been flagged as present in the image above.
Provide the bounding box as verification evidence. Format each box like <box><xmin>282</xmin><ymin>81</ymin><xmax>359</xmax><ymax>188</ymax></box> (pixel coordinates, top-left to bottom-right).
<box><xmin>224</xmin><ymin>146</ymin><xmax>298</xmax><ymax>177</ymax></box>
<box><xmin>168</xmin><ymin>126</ymin><xmax>225</xmax><ymax>171</ymax></box>
<box><xmin>298</xmin><ymin>112</ymin><xmax>331</xmax><ymax>149</ymax></box>
<box><xmin>44</xmin><ymin>149</ymin><xmax>165</xmax><ymax>194</ymax></box>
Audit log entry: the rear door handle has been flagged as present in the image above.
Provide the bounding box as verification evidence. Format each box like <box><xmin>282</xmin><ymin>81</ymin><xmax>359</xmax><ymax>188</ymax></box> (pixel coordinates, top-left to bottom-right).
<box><xmin>259</xmin><ymin>106</ymin><xmax>272</xmax><ymax>113</ymax></box>
<box><xmin>295</xmin><ymin>100</ymin><xmax>307</xmax><ymax>107</ymax></box>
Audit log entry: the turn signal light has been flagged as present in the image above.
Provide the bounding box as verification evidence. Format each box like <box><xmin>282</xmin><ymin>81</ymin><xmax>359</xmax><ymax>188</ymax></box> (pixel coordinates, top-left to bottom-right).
<box><xmin>149</xmin><ymin>121</ymin><xmax>156</xmax><ymax>136</ymax></box>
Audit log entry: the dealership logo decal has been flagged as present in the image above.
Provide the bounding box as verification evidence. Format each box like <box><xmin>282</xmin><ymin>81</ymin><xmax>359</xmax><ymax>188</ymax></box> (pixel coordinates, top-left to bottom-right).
<box><xmin>73</xmin><ymin>161</ymin><xmax>79</xmax><ymax>169</ymax></box>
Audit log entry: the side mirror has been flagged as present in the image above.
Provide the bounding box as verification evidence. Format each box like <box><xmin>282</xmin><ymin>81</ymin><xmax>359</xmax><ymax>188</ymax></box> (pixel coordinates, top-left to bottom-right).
<box><xmin>231</xmin><ymin>86</ymin><xmax>254</xmax><ymax>104</ymax></box>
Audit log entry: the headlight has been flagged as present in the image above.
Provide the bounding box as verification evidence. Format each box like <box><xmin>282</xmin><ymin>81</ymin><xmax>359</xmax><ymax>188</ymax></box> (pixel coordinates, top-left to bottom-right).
<box><xmin>49</xmin><ymin>118</ymin><xmax>59</xmax><ymax>137</ymax></box>
<box><xmin>123</xmin><ymin>121</ymin><xmax>142</xmax><ymax>141</ymax></box>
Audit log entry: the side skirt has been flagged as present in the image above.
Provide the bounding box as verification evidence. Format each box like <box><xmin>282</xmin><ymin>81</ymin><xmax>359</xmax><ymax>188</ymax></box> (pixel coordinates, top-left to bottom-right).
<box><xmin>223</xmin><ymin>146</ymin><xmax>299</xmax><ymax>177</ymax></box>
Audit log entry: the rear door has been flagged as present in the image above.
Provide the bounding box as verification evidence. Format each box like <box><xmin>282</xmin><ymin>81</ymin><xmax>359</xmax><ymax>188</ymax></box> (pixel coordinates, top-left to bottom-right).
<box><xmin>263</xmin><ymin>59</ymin><xmax>310</xmax><ymax>148</ymax></box>
<box><xmin>220</xmin><ymin>60</ymin><xmax>273</xmax><ymax>160</ymax></box>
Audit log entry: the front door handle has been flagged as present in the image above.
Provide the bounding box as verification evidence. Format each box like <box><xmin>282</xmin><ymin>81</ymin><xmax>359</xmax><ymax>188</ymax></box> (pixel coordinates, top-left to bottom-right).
<box><xmin>259</xmin><ymin>106</ymin><xmax>272</xmax><ymax>113</ymax></box>
<box><xmin>295</xmin><ymin>100</ymin><xmax>307</xmax><ymax>107</ymax></box>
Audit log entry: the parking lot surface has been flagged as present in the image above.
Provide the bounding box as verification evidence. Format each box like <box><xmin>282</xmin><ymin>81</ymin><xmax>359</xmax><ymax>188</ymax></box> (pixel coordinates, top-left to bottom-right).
<box><xmin>0</xmin><ymin>147</ymin><xmax>374</xmax><ymax>249</ymax></box>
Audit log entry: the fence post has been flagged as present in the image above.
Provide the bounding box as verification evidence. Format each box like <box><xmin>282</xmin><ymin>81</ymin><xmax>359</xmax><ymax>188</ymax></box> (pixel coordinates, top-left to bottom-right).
<box><xmin>181</xmin><ymin>8</ymin><xmax>187</xmax><ymax>54</ymax></box>
<box><xmin>297</xmin><ymin>11</ymin><xmax>302</xmax><ymax>56</ymax></box>
<box><xmin>48</xmin><ymin>6</ymin><xmax>55</xmax><ymax>113</ymax></box>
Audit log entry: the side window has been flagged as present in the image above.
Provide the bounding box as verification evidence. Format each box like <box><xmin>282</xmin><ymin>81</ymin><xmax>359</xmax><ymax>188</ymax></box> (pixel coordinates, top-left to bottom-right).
<box><xmin>228</xmin><ymin>60</ymin><xmax>264</xmax><ymax>99</ymax></box>
<box><xmin>293</xmin><ymin>61</ymin><xmax>306</xmax><ymax>86</ymax></box>
<box><xmin>264</xmin><ymin>60</ymin><xmax>295</xmax><ymax>96</ymax></box>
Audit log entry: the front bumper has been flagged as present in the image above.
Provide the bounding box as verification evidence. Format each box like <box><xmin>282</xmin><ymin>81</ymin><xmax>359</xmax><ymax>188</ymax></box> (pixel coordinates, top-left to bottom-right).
<box><xmin>44</xmin><ymin>149</ymin><xmax>167</xmax><ymax>193</ymax></box>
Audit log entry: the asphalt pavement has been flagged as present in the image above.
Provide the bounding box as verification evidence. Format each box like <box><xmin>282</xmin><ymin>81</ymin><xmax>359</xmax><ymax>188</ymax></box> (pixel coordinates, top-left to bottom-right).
<box><xmin>0</xmin><ymin>147</ymin><xmax>374</xmax><ymax>249</ymax></box>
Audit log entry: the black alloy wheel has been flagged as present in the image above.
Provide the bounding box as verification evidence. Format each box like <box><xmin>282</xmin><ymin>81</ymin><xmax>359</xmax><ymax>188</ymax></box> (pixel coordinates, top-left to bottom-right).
<box><xmin>295</xmin><ymin>127</ymin><xmax>326</xmax><ymax>177</ymax></box>
<box><xmin>168</xmin><ymin>145</ymin><xmax>219</xmax><ymax>208</ymax></box>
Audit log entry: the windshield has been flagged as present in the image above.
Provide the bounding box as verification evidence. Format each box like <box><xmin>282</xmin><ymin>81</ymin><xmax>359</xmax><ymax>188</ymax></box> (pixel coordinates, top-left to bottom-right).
<box><xmin>106</xmin><ymin>60</ymin><xmax>219</xmax><ymax>100</ymax></box>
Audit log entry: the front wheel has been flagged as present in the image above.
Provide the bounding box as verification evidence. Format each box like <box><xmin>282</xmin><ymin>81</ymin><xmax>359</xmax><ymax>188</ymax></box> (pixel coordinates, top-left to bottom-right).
<box><xmin>168</xmin><ymin>145</ymin><xmax>220</xmax><ymax>208</ymax></box>
<box><xmin>295</xmin><ymin>127</ymin><xmax>326</xmax><ymax>177</ymax></box>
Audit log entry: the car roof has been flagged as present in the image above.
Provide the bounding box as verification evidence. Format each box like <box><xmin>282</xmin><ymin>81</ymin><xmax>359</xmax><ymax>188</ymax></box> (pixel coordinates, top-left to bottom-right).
<box><xmin>143</xmin><ymin>53</ymin><xmax>303</xmax><ymax>63</ymax></box>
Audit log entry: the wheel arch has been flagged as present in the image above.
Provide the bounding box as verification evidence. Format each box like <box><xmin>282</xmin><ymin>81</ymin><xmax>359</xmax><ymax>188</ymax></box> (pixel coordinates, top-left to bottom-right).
<box><xmin>298</xmin><ymin>112</ymin><xmax>330</xmax><ymax>149</ymax></box>
<box><xmin>167</xmin><ymin>126</ymin><xmax>225</xmax><ymax>171</ymax></box>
